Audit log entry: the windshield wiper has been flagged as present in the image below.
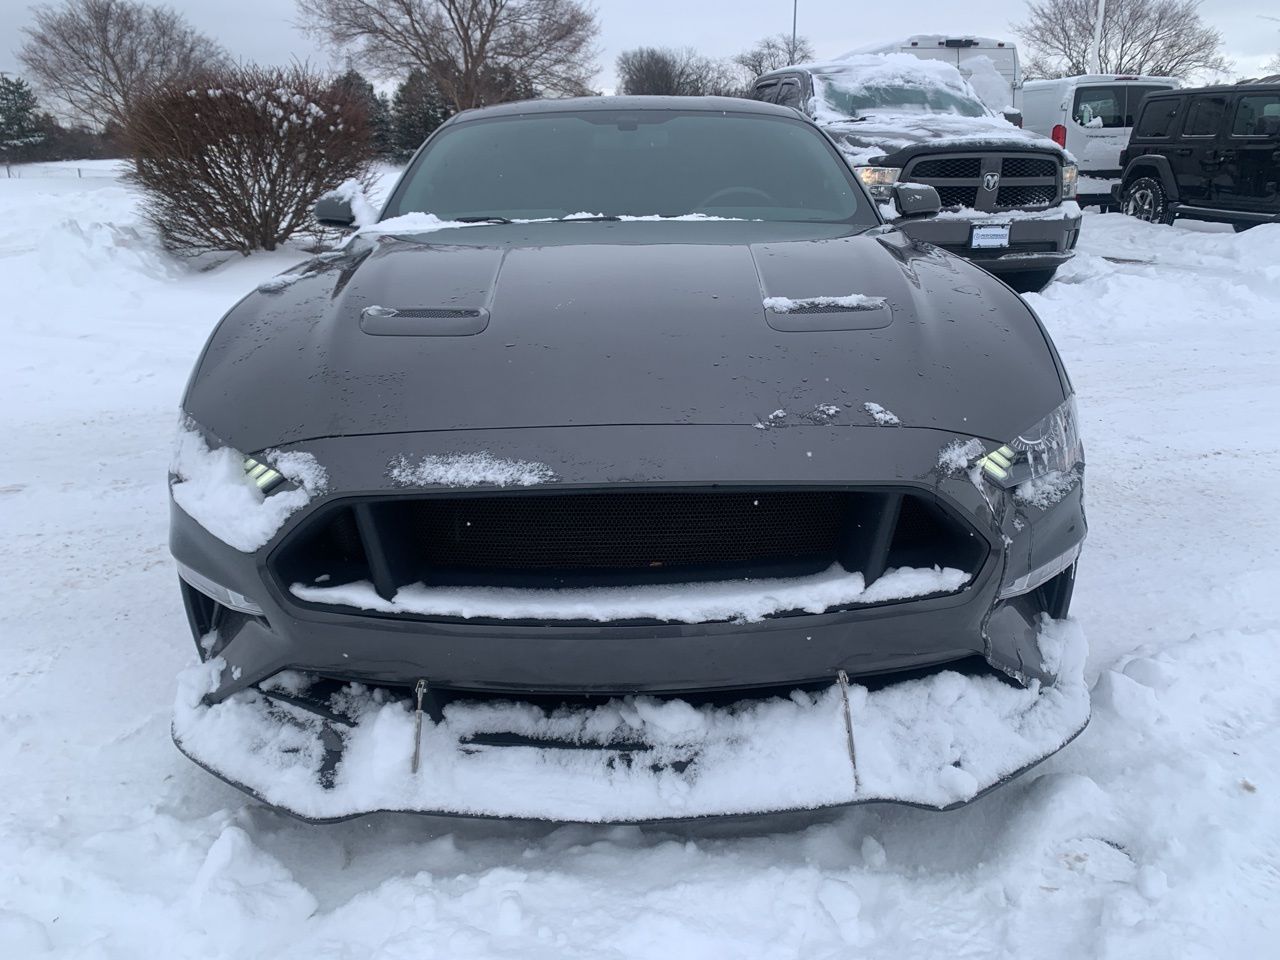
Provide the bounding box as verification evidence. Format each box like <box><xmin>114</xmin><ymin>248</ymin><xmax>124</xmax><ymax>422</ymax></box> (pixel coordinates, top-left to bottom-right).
<box><xmin>455</xmin><ymin>215</ymin><xmax>514</xmax><ymax>224</ymax></box>
<box><xmin>551</xmin><ymin>215</ymin><xmax>623</xmax><ymax>222</ymax></box>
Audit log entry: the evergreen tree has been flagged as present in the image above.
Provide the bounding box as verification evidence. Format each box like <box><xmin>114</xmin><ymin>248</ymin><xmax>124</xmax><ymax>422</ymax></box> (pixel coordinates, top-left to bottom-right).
<box><xmin>333</xmin><ymin>68</ymin><xmax>394</xmax><ymax>158</ymax></box>
<box><xmin>391</xmin><ymin>69</ymin><xmax>453</xmax><ymax>160</ymax></box>
<box><xmin>0</xmin><ymin>77</ymin><xmax>45</xmax><ymax>159</ymax></box>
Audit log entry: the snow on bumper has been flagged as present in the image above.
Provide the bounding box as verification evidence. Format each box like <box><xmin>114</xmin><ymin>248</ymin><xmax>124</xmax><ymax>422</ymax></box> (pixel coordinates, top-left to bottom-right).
<box><xmin>172</xmin><ymin>621</ymin><xmax>1090</xmax><ymax>822</ymax></box>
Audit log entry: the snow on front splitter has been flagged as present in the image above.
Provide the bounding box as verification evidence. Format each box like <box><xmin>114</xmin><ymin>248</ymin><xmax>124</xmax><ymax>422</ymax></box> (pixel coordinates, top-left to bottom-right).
<box><xmin>171</xmin><ymin>620</ymin><xmax>1090</xmax><ymax>822</ymax></box>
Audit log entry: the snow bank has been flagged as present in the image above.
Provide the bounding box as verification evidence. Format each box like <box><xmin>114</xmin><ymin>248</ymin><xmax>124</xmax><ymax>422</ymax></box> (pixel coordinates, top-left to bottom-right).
<box><xmin>388</xmin><ymin>451</ymin><xmax>556</xmax><ymax>488</ymax></box>
<box><xmin>172</xmin><ymin>618</ymin><xmax>1089</xmax><ymax>821</ymax></box>
<box><xmin>290</xmin><ymin>564</ymin><xmax>970</xmax><ymax>624</ymax></box>
<box><xmin>170</xmin><ymin>423</ymin><xmax>327</xmax><ymax>552</ymax></box>
<box><xmin>763</xmin><ymin>293</ymin><xmax>887</xmax><ymax>312</ymax></box>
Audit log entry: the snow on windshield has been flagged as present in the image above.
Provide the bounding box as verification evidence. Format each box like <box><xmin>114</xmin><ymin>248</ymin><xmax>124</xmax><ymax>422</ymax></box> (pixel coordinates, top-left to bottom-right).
<box><xmin>808</xmin><ymin>54</ymin><xmax>990</xmax><ymax>123</ymax></box>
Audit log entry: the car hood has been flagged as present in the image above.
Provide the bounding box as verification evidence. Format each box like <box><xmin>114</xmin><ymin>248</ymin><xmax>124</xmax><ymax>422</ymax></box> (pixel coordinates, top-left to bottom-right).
<box><xmin>822</xmin><ymin>112</ymin><xmax>1069</xmax><ymax>165</ymax></box>
<box><xmin>184</xmin><ymin>220</ymin><xmax>1066</xmax><ymax>452</ymax></box>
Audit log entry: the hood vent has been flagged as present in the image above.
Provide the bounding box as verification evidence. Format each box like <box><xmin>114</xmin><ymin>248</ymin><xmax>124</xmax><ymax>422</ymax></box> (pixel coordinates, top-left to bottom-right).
<box><xmin>360</xmin><ymin>305</ymin><xmax>490</xmax><ymax>337</ymax></box>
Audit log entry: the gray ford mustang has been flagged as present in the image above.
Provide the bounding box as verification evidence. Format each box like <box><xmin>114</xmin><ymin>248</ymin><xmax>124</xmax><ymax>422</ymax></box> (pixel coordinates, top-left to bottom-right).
<box><xmin>170</xmin><ymin>96</ymin><xmax>1088</xmax><ymax>823</ymax></box>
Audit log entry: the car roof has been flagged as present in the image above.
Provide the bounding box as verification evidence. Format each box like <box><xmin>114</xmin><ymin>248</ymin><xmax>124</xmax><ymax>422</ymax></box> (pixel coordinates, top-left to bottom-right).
<box><xmin>1143</xmin><ymin>81</ymin><xmax>1280</xmax><ymax>98</ymax></box>
<box><xmin>447</xmin><ymin>95</ymin><xmax>801</xmax><ymax>122</ymax></box>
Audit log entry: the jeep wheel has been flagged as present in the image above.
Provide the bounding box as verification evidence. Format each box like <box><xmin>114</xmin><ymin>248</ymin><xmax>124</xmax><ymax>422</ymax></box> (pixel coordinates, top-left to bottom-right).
<box><xmin>1122</xmin><ymin>176</ymin><xmax>1174</xmax><ymax>225</ymax></box>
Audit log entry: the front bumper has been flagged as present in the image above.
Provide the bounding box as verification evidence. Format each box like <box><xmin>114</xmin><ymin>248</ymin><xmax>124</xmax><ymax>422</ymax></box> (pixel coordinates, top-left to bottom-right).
<box><xmin>894</xmin><ymin>208</ymin><xmax>1082</xmax><ymax>274</ymax></box>
<box><xmin>170</xmin><ymin>422</ymin><xmax>1088</xmax><ymax>820</ymax></box>
<box><xmin>173</xmin><ymin>616</ymin><xmax>1089</xmax><ymax>822</ymax></box>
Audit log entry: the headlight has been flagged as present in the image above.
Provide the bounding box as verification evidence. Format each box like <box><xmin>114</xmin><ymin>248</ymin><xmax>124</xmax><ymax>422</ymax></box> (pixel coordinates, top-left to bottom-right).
<box><xmin>1061</xmin><ymin>163</ymin><xmax>1078</xmax><ymax>199</ymax></box>
<box><xmin>243</xmin><ymin>455</ymin><xmax>288</xmax><ymax>494</ymax></box>
<box><xmin>853</xmin><ymin>166</ymin><xmax>903</xmax><ymax>200</ymax></box>
<box><xmin>978</xmin><ymin>396</ymin><xmax>1082</xmax><ymax>490</ymax></box>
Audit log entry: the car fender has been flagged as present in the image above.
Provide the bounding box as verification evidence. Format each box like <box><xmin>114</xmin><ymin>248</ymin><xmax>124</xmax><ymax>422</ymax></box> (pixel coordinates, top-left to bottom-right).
<box><xmin>1119</xmin><ymin>154</ymin><xmax>1179</xmax><ymax>202</ymax></box>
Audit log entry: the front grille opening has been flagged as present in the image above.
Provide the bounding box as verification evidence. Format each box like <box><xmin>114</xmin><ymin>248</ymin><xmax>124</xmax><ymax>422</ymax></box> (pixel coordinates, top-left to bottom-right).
<box><xmin>282</xmin><ymin>504</ymin><xmax>369</xmax><ymax>588</ymax></box>
<box><xmin>996</xmin><ymin>184</ymin><xmax>1057</xmax><ymax>207</ymax></box>
<box><xmin>272</xmin><ymin>489</ymin><xmax>989</xmax><ymax>615</ymax></box>
<box><xmin>1001</xmin><ymin>157</ymin><xmax>1058</xmax><ymax>179</ymax></box>
<box><xmin>935</xmin><ymin>186</ymin><xmax>978</xmax><ymax>208</ymax></box>
<box><xmin>912</xmin><ymin>157</ymin><xmax>981</xmax><ymax>179</ymax></box>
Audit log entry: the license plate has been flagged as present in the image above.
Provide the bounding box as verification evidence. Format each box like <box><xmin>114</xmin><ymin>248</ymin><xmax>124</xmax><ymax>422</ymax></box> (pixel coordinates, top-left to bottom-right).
<box><xmin>971</xmin><ymin>224</ymin><xmax>1011</xmax><ymax>249</ymax></box>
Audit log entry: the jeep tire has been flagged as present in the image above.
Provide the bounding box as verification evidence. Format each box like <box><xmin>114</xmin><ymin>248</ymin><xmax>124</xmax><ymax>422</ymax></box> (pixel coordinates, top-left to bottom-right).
<box><xmin>1122</xmin><ymin>176</ymin><xmax>1175</xmax><ymax>225</ymax></box>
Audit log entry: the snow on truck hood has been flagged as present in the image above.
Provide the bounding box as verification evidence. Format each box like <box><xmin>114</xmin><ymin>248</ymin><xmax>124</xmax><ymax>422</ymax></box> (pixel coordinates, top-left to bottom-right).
<box><xmin>183</xmin><ymin>221</ymin><xmax>1066</xmax><ymax>452</ymax></box>
<box><xmin>823</xmin><ymin>112</ymin><xmax>1068</xmax><ymax>165</ymax></box>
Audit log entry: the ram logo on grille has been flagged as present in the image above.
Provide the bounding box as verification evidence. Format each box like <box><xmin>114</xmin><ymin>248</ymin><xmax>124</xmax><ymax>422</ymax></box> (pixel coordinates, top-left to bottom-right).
<box><xmin>983</xmin><ymin>172</ymin><xmax>1001</xmax><ymax>192</ymax></box>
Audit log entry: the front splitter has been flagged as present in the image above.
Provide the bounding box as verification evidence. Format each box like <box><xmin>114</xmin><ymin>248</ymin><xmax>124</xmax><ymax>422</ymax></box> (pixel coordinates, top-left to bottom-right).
<box><xmin>172</xmin><ymin>620</ymin><xmax>1090</xmax><ymax>823</ymax></box>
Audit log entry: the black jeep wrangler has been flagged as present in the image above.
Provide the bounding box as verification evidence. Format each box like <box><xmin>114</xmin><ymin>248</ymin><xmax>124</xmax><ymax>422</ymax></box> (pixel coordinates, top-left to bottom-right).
<box><xmin>1115</xmin><ymin>79</ymin><xmax>1280</xmax><ymax>230</ymax></box>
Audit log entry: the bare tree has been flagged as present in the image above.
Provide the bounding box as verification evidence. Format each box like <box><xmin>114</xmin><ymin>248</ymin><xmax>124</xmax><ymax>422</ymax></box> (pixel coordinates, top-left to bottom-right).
<box><xmin>616</xmin><ymin>47</ymin><xmax>740</xmax><ymax>97</ymax></box>
<box><xmin>296</xmin><ymin>0</ymin><xmax>599</xmax><ymax>110</ymax></box>
<box><xmin>1013</xmin><ymin>0</ymin><xmax>1230</xmax><ymax>79</ymax></box>
<box><xmin>733</xmin><ymin>33</ymin><xmax>815</xmax><ymax>79</ymax></box>
<box><xmin>18</xmin><ymin>0</ymin><xmax>227</xmax><ymax>129</ymax></box>
<box><xmin>124</xmin><ymin>65</ymin><xmax>374</xmax><ymax>254</ymax></box>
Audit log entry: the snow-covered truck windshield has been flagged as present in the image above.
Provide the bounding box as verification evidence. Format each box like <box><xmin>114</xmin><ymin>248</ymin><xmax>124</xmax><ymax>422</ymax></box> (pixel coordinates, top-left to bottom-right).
<box><xmin>813</xmin><ymin>70</ymin><xmax>989</xmax><ymax>119</ymax></box>
<box><xmin>385</xmin><ymin>109</ymin><xmax>873</xmax><ymax>225</ymax></box>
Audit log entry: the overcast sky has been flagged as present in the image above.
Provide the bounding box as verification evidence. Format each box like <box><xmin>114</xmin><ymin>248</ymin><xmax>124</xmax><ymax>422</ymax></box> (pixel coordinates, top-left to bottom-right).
<box><xmin>2</xmin><ymin>0</ymin><xmax>1276</xmax><ymax>95</ymax></box>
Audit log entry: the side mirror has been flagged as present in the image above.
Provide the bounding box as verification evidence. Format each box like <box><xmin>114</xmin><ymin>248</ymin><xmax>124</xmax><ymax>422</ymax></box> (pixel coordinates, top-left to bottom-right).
<box><xmin>314</xmin><ymin>195</ymin><xmax>356</xmax><ymax>228</ymax></box>
<box><xmin>1002</xmin><ymin>107</ymin><xmax>1023</xmax><ymax>128</ymax></box>
<box><xmin>892</xmin><ymin>183</ymin><xmax>941</xmax><ymax>219</ymax></box>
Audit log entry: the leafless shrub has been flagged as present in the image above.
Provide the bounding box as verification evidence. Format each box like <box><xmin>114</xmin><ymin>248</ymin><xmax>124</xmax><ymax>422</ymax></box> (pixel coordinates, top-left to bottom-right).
<box><xmin>123</xmin><ymin>65</ymin><xmax>374</xmax><ymax>255</ymax></box>
<box><xmin>1014</xmin><ymin>0</ymin><xmax>1230</xmax><ymax>79</ymax></box>
<box><xmin>19</xmin><ymin>0</ymin><xmax>227</xmax><ymax>130</ymax></box>
<box><xmin>296</xmin><ymin>0</ymin><xmax>599</xmax><ymax>110</ymax></box>
<box><xmin>616</xmin><ymin>47</ymin><xmax>741</xmax><ymax>97</ymax></box>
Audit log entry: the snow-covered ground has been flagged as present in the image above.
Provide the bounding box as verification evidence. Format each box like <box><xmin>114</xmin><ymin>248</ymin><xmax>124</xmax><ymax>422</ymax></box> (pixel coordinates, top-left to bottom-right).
<box><xmin>3</xmin><ymin>163</ymin><xmax>1279</xmax><ymax>958</ymax></box>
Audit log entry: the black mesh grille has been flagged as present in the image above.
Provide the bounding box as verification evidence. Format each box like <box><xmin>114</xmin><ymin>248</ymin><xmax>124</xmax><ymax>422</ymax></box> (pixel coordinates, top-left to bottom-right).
<box><xmin>272</xmin><ymin>489</ymin><xmax>990</xmax><ymax>616</ymax></box>
<box><xmin>936</xmin><ymin>186</ymin><xmax>978</xmax><ymax>207</ymax></box>
<box><xmin>1001</xmin><ymin>156</ymin><xmax>1058</xmax><ymax>178</ymax></box>
<box><xmin>409</xmin><ymin>491</ymin><xmax>843</xmax><ymax>571</ymax></box>
<box><xmin>911</xmin><ymin>157</ymin><xmax>981</xmax><ymax>179</ymax></box>
<box><xmin>996</xmin><ymin>184</ymin><xmax>1057</xmax><ymax>207</ymax></box>
<box><xmin>386</xmin><ymin>308</ymin><xmax>483</xmax><ymax>319</ymax></box>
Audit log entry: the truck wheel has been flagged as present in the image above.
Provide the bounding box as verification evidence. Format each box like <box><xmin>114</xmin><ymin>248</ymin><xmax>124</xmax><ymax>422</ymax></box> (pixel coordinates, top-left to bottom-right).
<box><xmin>1122</xmin><ymin>176</ymin><xmax>1174</xmax><ymax>225</ymax></box>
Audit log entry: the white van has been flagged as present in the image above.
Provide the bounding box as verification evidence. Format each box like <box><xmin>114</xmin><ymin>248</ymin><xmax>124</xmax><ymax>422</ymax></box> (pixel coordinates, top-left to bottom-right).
<box><xmin>845</xmin><ymin>36</ymin><xmax>1021</xmax><ymax>113</ymax></box>
<box><xmin>1016</xmin><ymin>75</ymin><xmax>1179</xmax><ymax>197</ymax></box>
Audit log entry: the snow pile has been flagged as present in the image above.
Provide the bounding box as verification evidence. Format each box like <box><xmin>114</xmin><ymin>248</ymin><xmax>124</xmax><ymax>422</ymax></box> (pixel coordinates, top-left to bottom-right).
<box><xmin>171</xmin><ymin>618</ymin><xmax>1088</xmax><ymax>821</ymax></box>
<box><xmin>863</xmin><ymin>401</ymin><xmax>901</xmax><ymax>425</ymax></box>
<box><xmin>763</xmin><ymin>293</ymin><xmax>887</xmax><ymax>312</ymax></box>
<box><xmin>932</xmin><ymin>200</ymin><xmax>1083</xmax><ymax>221</ymax></box>
<box><xmin>388</xmin><ymin>451</ymin><xmax>556</xmax><ymax>488</ymax></box>
<box><xmin>291</xmin><ymin>564</ymin><xmax>970</xmax><ymax>624</ymax></box>
<box><xmin>170</xmin><ymin>422</ymin><xmax>327</xmax><ymax>551</ymax></box>
<box><xmin>321</xmin><ymin>178</ymin><xmax>379</xmax><ymax>227</ymax></box>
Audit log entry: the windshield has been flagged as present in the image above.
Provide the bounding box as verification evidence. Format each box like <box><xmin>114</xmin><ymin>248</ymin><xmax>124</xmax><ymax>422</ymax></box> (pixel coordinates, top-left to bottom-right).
<box><xmin>384</xmin><ymin>110</ymin><xmax>869</xmax><ymax>224</ymax></box>
<box><xmin>813</xmin><ymin>70</ymin><xmax>989</xmax><ymax>119</ymax></box>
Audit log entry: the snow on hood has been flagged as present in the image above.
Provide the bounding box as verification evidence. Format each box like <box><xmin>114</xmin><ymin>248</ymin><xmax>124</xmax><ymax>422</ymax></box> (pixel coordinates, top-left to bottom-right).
<box><xmin>171</xmin><ymin>618</ymin><xmax>1090</xmax><ymax>820</ymax></box>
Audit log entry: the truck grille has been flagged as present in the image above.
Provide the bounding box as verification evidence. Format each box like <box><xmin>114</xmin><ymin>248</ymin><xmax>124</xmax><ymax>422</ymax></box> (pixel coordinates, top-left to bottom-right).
<box><xmin>272</xmin><ymin>488</ymin><xmax>988</xmax><ymax>619</ymax></box>
<box><xmin>996</xmin><ymin>185</ymin><xmax>1057</xmax><ymax>207</ymax></box>
<box><xmin>904</xmin><ymin>151</ymin><xmax>1061</xmax><ymax>212</ymax></box>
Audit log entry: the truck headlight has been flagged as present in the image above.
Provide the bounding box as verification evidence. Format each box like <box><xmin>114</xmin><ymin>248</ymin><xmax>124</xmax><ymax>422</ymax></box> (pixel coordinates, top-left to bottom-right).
<box><xmin>978</xmin><ymin>396</ymin><xmax>1083</xmax><ymax>489</ymax></box>
<box><xmin>1061</xmin><ymin>163</ymin><xmax>1078</xmax><ymax>199</ymax></box>
<box><xmin>853</xmin><ymin>166</ymin><xmax>903</xmax><ymax>200</ymax></box>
